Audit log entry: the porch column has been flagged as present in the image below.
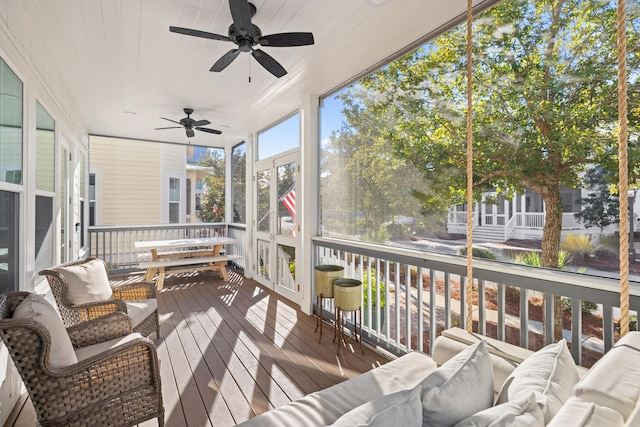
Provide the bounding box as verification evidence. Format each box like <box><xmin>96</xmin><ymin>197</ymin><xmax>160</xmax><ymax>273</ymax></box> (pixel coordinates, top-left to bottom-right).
<box><xmin>300</xmin><ymin>94</ymin><xmax>320</xmax><ymax>315</ymax></box>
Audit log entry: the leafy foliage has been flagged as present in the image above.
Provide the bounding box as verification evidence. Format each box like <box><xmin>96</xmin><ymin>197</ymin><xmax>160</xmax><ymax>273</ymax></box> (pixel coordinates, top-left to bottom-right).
<box><xmin>363</xmin><ymin>268</ymin><xmax>385</xmax><ymax>308</ymax></box>
<box><xmin>196</xmin><ymin>148</ymin><xmax>226</xmax><ymax>223</ymax></box>
<box><xmin>574</xmin><ymin>166</ymin><xmax>619</xmax><ymax>234</ymax></box>
<box><xmin>560</xmin><ymin>234</ymin><xmax>594</xmax><ymax>260</ymax></box>
<box><xmin>458</xmin><ymin>246</ymin><xmax>497</xmax><ymax>260</ymax></box>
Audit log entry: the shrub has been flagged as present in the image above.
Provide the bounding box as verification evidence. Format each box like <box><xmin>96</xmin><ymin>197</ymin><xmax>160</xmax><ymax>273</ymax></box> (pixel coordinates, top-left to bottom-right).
<box><xmin>560</xmin><ymin>234</ymin><xmax>593</xmax><ymax>260</ymax></box>
<box><xmin>363</xmin><ymin>268</ymin><xmax>385</xmax><ymax>309</ymax></box>
<box><xmin>384</xmin><ymin>223</ymin><xmax>411</xmax><ymax>240</ymax></box>
<box><xmin>561</xmin><ymin>297</ymin><xmax>597</xmax><ymax>315</ymax></box>
<box><xmin>457</xmin><ymin>246</ymin><xmax>497</xmax><ymax>260</ymax></box>
<box><xmin>514</xmin><ymin>250</ymin><xmax>572</xmax><ymax>269</ymax></box>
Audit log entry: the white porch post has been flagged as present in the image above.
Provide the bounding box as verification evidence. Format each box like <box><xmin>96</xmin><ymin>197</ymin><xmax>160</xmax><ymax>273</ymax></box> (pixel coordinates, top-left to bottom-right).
<box><xmin>244</xmin><ymin>134</ymin><xmax>255</xmax><ymax>279</ymax></box>
<box><xmin>300</xmin><ymin>94</ymin><xmax>319</xmax><ymax>315</ymax></box>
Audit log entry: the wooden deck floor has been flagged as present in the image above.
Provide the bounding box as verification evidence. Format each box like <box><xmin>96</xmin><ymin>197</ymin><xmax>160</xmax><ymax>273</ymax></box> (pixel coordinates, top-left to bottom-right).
<box><xmin>8</xmin><ymin>268</ymin><xmax>391</xmax><ymax>426</ymax></box>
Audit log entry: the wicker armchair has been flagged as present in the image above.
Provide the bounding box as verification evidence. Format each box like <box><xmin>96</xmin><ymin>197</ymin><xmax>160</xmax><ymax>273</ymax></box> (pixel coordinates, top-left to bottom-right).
<box><xmin>0</xmin><ymin>292</ymin><xmax>164</xmax><ymax>427</ymax></box>
<box><xmin>39</xmin><ymin>257</ymin><xmax>160</xmax><ymax>338</ymax></box>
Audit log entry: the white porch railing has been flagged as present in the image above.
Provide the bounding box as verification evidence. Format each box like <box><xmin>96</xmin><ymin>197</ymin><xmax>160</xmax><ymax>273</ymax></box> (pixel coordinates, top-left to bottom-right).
<box><xmin>89</xmin><ymin>223</ymin><xmax>246</xmax><ymax>272</ymax></box>
<box><xmin>313</xmin><ymin>236</ymin><xmax>640</xmax><ymax>366</ymax></box>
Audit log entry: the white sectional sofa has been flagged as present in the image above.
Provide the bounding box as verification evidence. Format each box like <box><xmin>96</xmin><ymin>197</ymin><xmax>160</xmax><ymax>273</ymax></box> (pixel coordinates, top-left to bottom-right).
<box><xmin>236</xmin><ymin>328</ymin><xmax>640</xmax><ymax>426</ymax></box>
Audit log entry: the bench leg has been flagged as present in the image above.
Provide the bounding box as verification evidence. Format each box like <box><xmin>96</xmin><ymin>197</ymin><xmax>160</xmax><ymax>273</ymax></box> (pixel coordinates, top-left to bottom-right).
<box><xmin>156</xmin><ymin>267</ymin><xmax>166</xmax><ymax>290</ymax></box>
<box><xmin>144</xmin><ymin>267</ymin><xmax>156</xmax><ymax>282</ymax></box>
<box><xmin>215</xmin><ymin>262</ymin><xmax>229</xmax><ymax>281</ymax></box>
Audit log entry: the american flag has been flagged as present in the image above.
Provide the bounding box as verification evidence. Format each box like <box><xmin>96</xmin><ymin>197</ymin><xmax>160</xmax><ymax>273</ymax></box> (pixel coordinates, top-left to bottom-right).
<box><xmin>281</xmin><ymin>187</ymin><xmax>296</xmax><ymax>217</ymax></box>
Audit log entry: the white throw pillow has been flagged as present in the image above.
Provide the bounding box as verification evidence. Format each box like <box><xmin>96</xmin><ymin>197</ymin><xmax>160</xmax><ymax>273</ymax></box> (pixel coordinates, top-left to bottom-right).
<box><xmin>13</xmin><ymin>293</ymin><xmax>78</xmax><ymax>368</ymax></box>
<box><xmin>421</xmin><ymin>340</ymin><xmax>494</xmax><ymax>427</ymax></box>
<box><xmin>55</xmin><ymin>258</ymin><xmax>113</xmax><ymax>305</ymax></box>
<box><xmin>496</xmin><ymin>339</ymin><xmax>578</xmax><ymax>423</ymax></box>
<box><xmin>329</xmin><ymin>385</ymin><xmax>422</xmax><ymax>427</ymax></box>
<box><xmin>454</xmin><ymin>393</ymin><xmax>544</xmax><ymax>427</ymax></box>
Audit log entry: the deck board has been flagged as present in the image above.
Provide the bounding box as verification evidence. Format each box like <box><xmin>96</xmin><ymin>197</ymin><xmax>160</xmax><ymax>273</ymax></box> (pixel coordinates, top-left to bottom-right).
<box><xmin>9</xmin><ymin>268</ymin><xmax>391</xmax><ymax>426</ymax></box>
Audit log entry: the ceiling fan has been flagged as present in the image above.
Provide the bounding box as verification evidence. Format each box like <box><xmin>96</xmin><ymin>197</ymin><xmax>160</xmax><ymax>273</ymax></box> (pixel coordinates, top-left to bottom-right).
<box><xmin>155</xmin><ymin>108</ymin><xmax>222</xmax><ymax>138</ymax></box>
<box><xmin>169</xmin><ymin>0</ymin><xmax>314</xmax><ymax>78</ymax></box>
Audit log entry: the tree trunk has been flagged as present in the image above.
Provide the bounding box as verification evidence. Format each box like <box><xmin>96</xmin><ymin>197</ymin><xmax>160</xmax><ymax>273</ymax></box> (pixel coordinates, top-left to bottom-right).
<box><xmin>541</xmin><ymin>185</ymin><xmax>563</xmax><ymax>342</ymax></box>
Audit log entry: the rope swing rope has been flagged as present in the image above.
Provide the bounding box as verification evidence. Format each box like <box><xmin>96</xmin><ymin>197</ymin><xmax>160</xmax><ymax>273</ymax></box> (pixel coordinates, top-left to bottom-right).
<box><xmin>618</xmin><ymin>0</ymin><xmax>630</xmax><ymax>337</ymax></box>
<box><xmin>466</xmin><ymin>0</ymin><xmax>474</xmax><ymax>334</ymax></box>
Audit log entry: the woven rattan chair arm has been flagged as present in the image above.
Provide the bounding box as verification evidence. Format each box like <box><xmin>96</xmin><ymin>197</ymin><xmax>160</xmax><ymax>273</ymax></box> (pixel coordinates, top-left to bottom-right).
<box><xmin>70</xmin><ymin>298</ymin><xmax>128</xmax><ymax>319</ymax></box>
<box><xmin>50</xmin><ymin>337</ymin><xmax>160</xmax><ymax>389</ymax></box>
<box><xmin>67</xmin><ymin>312</ymin><xmax>133</xmax><ymax>348</ymax></box>
<box><xmin>111</xmin><ymin>281</ymin><xmax>157</xmax><ymax>300</ymax></box>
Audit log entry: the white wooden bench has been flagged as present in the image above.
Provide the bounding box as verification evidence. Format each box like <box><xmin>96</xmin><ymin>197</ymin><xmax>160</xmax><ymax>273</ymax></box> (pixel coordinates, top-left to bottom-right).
<box><xmin>139</xmin><ymin>255</ymin><xmax>232</xmax><ymax>289</ymax></box>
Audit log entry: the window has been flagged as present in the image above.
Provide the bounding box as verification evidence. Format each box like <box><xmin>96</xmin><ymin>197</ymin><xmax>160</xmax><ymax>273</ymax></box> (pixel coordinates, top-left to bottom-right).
<box><xmin>258</xmin><ymin>114</ymin><xmax>299</xmax><ymax>160</ymax></box>
<box><xmin>35</xmin><ymin>101</ymin><xmax>55</xmax><ymax>192</ymax></box>
<box><xmin>35</xmin><ymin>102</ymin><xmax>54</xmax><ymax>271</ymax></box>
<box><xmin>232</xmin><ymin>142</ymin><xmax>246</xmax><ymax>223</ymax></box>
<box><xmin>89</xmin><ymin>173</ymin><xmax>96</xmax><ymax>226</ymax></box>
<box><xmin>0</xmin><ymin>57</ymin><xmax>22</xmax><ymax>293</ymax></box>
<box><xmin>0</xmin><ymin>190</ymin><xmax>19</xmax><ymax>293</ymax></box>
<box><xmin>169</xmin><ymin>177</ymin><xmax>180</xmax><ymax>223</ymax></box>
<box><xmin>319</xmin><ymin>0</ymin><xmax>635</xmax><ymax>275</ymax></box>
<box><xmin>186</xmin><ymin>179</ymin><xmax>192</xmax><ymax>215</ymax></box>
<box><xmin>0</xmin><ymin>57</ymin><xmax>23</xmax><ymax>186</ymax></box>
<box><xmin>34</xmin><ymin>196</ymin><xmax>53</xmax><ymax>274</ymax></box>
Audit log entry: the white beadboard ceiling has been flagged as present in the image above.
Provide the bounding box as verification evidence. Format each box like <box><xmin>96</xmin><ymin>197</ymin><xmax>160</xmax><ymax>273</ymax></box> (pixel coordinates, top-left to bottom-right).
<box><xmin>0</xmin><ymin>0</ymin><xmax>498</xmax><ymax>148</ymax></box>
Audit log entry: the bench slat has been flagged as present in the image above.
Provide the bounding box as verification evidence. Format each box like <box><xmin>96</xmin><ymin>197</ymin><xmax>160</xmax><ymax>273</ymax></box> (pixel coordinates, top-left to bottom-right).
<box><xmin>139</xmin><ymin>255</ymin><xmax>231</xmax><ymax>269</ymax></box>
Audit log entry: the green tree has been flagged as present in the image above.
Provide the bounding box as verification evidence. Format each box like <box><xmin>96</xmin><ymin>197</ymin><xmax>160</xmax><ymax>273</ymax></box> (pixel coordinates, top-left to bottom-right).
<box><xmin>232</xmin><ymin>145</ymin><xmax>247</xmax><ymax>223</ymax></box>
<box><xmin>574</xmin><ymin>166</ymin><xmax>620</xmax><ymax>235</ymax></box>
<box><xmin>196</xmin><ymin>148</ymin><xmax>225</xmax><ymax>223</ymax></box>
<box><xmin>353</xmin><ymin>0</ymin><xmax>640</xmax><ymax>340</ymax></box>
<box><xmin>322</xmin><ymin>87</ymin><xmax>433</xmax><ymax>242</ymax></box>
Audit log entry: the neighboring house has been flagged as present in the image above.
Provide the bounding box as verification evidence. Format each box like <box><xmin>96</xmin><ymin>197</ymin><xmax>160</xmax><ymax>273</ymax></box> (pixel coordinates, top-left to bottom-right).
<box><xmin>186</xmin><ymin>162</ymin><xmax>213</xmax><ymax>224</ymax></box>
<box><xmin>447</xmin><ymin>187</ymin><xmax>635</xmax><ymax>242</ymax></box>
<box><xmin>89</xmin><ymin>135</ymin><xmax>188</xmax><ymax>225</ymax></box>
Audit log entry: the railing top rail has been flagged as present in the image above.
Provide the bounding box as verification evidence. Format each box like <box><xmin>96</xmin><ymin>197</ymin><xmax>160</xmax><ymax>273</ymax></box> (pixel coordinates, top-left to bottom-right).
<box><xmin>313</xmin><ymin>236</ymin><xmax>640</xmax><ymax>307</ymax></box>
<box><xmin>89</xmin><ymin>223</ymin><xmax>227</xmax><ymax>232</ymax></box>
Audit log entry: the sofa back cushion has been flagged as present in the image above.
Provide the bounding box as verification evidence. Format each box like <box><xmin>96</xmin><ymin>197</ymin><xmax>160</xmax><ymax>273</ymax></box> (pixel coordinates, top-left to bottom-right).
<box><xmin>573</xmin><ymin>331</ymin><xmax>640</xmax><ymax>420</ymax></box>
<box><xmin>55</xmin><ymin>258</ymin><xmax>113</xmax><ymax>304</ymax></box>
<box><xmin>13</xmin><ymin>293</ymin><xmax>78</xmax><ymax>367</ymax></box>
<box><xmin>421</xmin><ymin>340</ymin><xmax>494</xmax><ymax>427</ymax></box>
<box><xmin>496</xmin><ymin>339</ymin><xmax>579</xmax><ymax>423</ymax></box>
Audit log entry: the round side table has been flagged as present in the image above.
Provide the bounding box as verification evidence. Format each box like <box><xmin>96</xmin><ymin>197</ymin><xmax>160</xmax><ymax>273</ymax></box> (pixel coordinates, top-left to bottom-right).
<box><xmin>333</xmin><ymin>278</ymin><xmax>364</xmax><ymax>355</ymax></box>
<box><xmin>314</xmin><ymin>265</ymin><xmax>344</xmax><ymax>343</ymax></box>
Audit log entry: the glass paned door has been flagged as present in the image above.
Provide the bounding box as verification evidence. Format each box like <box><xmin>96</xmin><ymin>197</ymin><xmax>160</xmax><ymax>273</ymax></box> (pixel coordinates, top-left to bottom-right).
<box><xmin>253</xmin><ymin>153</ymin><xmax>300</xmax><ymax>303</ymax></box>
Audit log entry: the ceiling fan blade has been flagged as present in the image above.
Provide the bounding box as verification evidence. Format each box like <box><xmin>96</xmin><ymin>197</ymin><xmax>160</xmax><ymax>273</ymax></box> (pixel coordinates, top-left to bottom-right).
<box><xmin>252</xmin><ymin>49</ymin><xmax>287</xmax><ymax>78</ymax></box>
<box><xmin>229</xmin><ymin>0</ymin><xmax>252</xmax><ymax>36</ymax></box>
<box><xmin>169</xmin><ymin>26</ymin><xmax>230</xmax><ymax>42</ymax></box>
<box><xmin>155</xmin><ymin>126</ymin><xmax>183</xmax><ymax>130</ymax></box>
<box><xmin>192</xmin><ymin>119</ymin><xmax>211</xmax><ymax>127</ymax></box>
<box><xmin>186</xmin><ymin>128</ymin><xmax>195</xmax><ymax>138</ymax></box>
<box><xmin>160</xmin><ymin>117</ymin><xmax>182</xmax><ymax>125</ymax></box>
<box><xmin>210</xmin><ymin>49</ymin><xmax>241</xmax><ymax>72</ymax></box>
<box><xmin>259</xmin><ymin>32</ymin><xmax>315</xmax><ymax>47</ymax></box>
<box><xmin>196</xmin><ymin>127</ymin><xmax>223</xmax><ymax>135</ymax></box>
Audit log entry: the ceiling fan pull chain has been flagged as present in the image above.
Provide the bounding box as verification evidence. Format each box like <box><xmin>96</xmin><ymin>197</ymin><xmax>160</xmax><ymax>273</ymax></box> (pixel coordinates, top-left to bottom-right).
<box><xmin>248</xmin><ymin>54</ymin><xmax>252</xmax><ymax>83</ymax></box>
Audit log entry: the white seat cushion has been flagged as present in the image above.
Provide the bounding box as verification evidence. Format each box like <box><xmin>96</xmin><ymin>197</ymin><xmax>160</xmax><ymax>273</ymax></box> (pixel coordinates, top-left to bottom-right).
<box><xmin>55</xmin><ymin>259</ymin><xmax>113</xmax><ymax>304</ymax></box>
<box><xmin>75</xmin><ymin>332</ymin><xmax>144</xmax><ymax>361</ymax></box>
<box><xmin>125</xmin><ymin>299</ymin><xmax>157</xmax><ymax>327</ymax></box>
<box><xmin>13</xmin><ymin>294</ymin><xmax>78</xmax><ymax>367</ymax></box>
